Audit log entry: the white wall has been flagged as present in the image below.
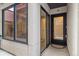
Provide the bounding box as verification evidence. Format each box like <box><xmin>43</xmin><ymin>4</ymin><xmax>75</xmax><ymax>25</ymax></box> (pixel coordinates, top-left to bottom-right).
<box><xmin>28</xmin><ymin>3</ymin><xmax>40</xmax><ymax>56</ymax></box>
<box><xmin>0</xmin><ymin>3</ymin><xmax>28</xmax><ymax>56</ymax></box>
<box><xmin>67</xmin><ymin>3</ymin><xmax>78</xmax><ymax>56</ymax></box>
<box><xmin>50</xmin><ymin>6</ymin><xmax>67</xmax><ymax>15</ymax></box>
<box><xmin>77</xmin><ymin>3</ymin><xmax>79</xmax><ymax>56</ymax></box>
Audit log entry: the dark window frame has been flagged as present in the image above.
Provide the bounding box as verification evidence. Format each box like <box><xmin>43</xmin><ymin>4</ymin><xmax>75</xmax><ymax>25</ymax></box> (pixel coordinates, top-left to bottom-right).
<box><xmin>2</xmin><ymin>3</ymin><xmax>28</xmax><ymax>44</ymax></box>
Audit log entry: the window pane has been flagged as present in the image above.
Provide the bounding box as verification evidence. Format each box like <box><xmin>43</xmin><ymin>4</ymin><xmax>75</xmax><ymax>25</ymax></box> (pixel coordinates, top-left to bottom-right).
<box><xmin>15</xmin><ymin>3</ymin><xmax>28</xmax><ymax>43</ymax></box>
<box><xmin>4</xmin><ymin>7</ymin><xmax>14</xmax><ymax>40</ymax></box>
<box><xmin>54</xmin><ymin>16</ymin><xmax>63</xmax><ymax>40</ymax></box>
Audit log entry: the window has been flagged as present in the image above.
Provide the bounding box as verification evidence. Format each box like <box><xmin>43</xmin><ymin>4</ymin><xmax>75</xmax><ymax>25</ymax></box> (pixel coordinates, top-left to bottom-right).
<box><xmin>2</xmin><ymin>3</ymin><xmax>28</xmax><ymax>44</ymax></box>
<box><xmin>3</xmin><ymin>6</ymin><xmax>14</xmax><ymax>40</ymax></box>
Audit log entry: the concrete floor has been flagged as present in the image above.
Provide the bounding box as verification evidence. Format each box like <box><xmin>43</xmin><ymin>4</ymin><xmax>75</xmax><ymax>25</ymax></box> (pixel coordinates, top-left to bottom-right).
<box><xmin>0</xmin><ymin>45</ymin><xmax>69</xmax><ymax>56</ymax></box>
<box><xmin>0</xmin><ymin>49</ymin><xmax>13</xmax><ymax>56</ymax></box>
<box><xmin>42</xmin><ymin>45</ymin><xmax>69</xmax><ymax>56</ymax></box>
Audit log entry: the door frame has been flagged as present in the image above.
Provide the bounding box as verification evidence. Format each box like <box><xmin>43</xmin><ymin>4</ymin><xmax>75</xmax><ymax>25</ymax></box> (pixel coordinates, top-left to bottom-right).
<box><xmin>51</xmin><ymin>13</ymin><xmax>67</xmax><ymax>46</ymax></box>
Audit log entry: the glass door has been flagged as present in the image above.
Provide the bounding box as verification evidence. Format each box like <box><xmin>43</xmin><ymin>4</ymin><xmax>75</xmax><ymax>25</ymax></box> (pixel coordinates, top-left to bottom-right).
<box><xmin>51</xmin><ymin>13</ymin><xmax>67</xmax><ymax>45</ymax></box>
<box><xmin>54</xmin><ymin>16</ymin><xmax>63</xmax><ymax>40</ymax></box>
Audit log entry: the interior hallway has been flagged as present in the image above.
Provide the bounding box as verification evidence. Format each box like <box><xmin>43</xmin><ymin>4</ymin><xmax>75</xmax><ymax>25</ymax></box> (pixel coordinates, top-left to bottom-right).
<box><xmin>41</xmin><ymin>45</ymin><xmax>69</xmax><ymax>56</ymax></box>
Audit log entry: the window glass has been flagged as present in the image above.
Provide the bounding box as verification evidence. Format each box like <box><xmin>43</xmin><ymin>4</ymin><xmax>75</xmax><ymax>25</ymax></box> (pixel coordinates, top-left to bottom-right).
<box><xmin>15</xmin><ymin>3</ymin><xmax>28</xmax><ymax>43</ymax></box>
<box><xmin>4</xmin><ymin>7</ymin><xmax>14</xmax><ymax>40</ymax></box>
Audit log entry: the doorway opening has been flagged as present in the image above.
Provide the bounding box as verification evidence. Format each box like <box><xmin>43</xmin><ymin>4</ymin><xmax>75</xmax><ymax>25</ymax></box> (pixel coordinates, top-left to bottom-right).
<box><xmin>51</xmin><ymin>13</ymin><xmax>67</xmax><ymax>46</ymax></box>
<box><xmin>40</xmin><ymin>6</ymin><xmax>68</xmax><ymax>56</ymax></box>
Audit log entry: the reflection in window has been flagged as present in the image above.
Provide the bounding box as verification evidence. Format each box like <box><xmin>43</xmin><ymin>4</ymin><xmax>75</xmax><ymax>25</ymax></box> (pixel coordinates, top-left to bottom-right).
<box><xmin>4</xmin><ymin>7</ymin><xmax>14</xmax><ymax>40</ymax></box>
<box><xmin>16</xmin><ymin>3</ymin><xmax>28</xmax><ymax>43</ymax></box>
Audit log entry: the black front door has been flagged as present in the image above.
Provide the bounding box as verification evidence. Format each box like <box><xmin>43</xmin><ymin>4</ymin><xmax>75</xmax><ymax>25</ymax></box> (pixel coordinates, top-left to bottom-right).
<box><xmin>51</xmin><ymin>13</ymin><xmax>67</xmax><ymax>46</ymax></box>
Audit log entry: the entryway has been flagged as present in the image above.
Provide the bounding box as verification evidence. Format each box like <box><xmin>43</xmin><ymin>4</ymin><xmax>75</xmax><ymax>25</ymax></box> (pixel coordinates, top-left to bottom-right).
<box><xmin>51</xmin><ymin>13</ymin><xmax>67</xmax><ymax>46</ymax></box>
<box><xmin>40</xmin><ymin>5</ymin><xmax>69</xmax><ymax>56</ymax></box>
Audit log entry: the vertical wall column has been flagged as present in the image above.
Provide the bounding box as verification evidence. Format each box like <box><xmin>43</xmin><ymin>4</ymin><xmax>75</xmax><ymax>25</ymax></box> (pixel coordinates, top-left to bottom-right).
<box><xmin>76</xmin><ymin>3</ymin><xmax>79</xmax><ymax>56</ymax></box>
<box><xmin>28</xmin><ymin>3</ymin><xmax>40</xmax><ymax>56</ymax></box>
<box><xmin>67</xmin><ymin>3</ymin><xmax>78</xmax><ymax>56</ymax></box>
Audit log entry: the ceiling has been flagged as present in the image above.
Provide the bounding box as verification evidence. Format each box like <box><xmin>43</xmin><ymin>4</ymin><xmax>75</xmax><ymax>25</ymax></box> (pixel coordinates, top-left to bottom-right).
<box><xmin>47</xmin><ymin>3</ymin><xmax>67</xmax><ymax>9</ymax></box>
